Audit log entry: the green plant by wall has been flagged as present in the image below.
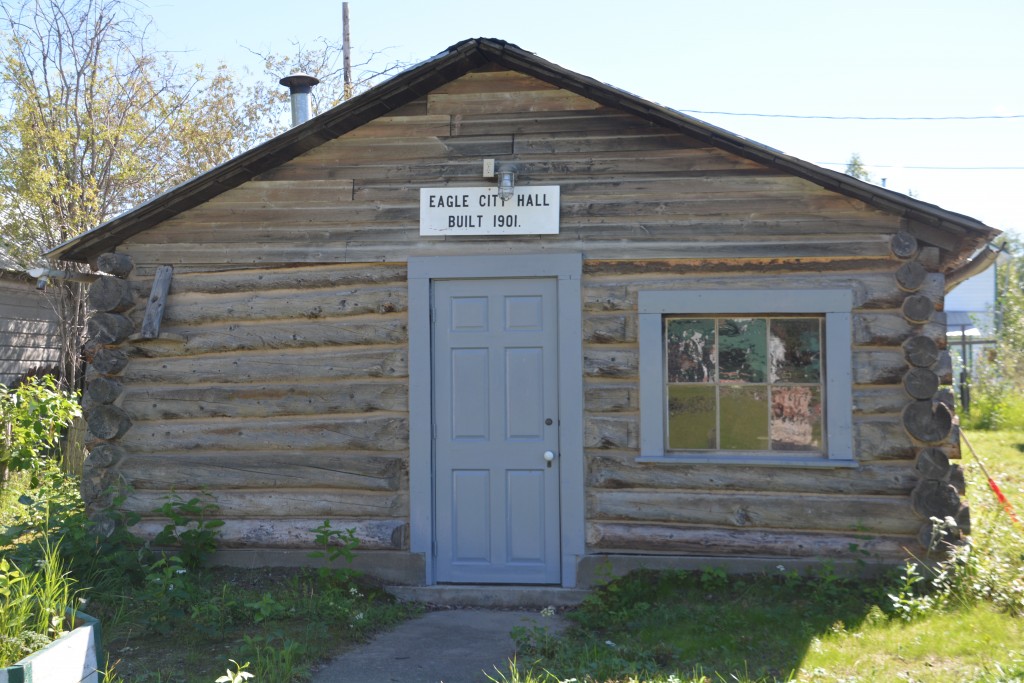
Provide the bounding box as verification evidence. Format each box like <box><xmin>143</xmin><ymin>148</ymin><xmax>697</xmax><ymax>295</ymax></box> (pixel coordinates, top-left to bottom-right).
<box><xmin>0</xmin><ymin>375</ymin><xmax>80</xmax><ymax>486</ymax></box>
<box><xmin>0</xmin><ymin>535</ymin><xmax>78</xmax><ymax>666</ymax></box>
<box><xmin>153</xmin><ymin>494</ymin><xmax>225</xmax><ymax>568</ymax></box>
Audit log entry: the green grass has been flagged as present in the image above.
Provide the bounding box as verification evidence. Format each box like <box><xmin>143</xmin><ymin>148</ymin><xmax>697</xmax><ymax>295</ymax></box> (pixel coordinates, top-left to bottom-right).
<box><xmin>505</xmin><ymin>428</ymin><xmax>1024</xmax><ymax>683</ymax></box>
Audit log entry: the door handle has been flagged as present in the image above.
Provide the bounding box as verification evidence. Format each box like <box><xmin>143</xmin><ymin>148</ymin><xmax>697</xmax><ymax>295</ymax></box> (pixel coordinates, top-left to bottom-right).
<box><xmin>543</xmin><ymin>450</ymin><xmax>556</xmax><ymax>468</ymax></box>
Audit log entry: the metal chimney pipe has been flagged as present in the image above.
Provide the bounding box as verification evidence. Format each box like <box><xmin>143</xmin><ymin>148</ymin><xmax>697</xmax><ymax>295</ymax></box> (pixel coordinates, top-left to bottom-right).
<box><xmin>279</xmin><ymin>72</ymin><xmax>321</xmax><ymax>126</ymax></box>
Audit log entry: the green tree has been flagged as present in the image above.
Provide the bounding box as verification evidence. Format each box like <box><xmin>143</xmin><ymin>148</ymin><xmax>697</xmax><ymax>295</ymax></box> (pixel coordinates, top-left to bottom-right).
<box><xmin>0</xmin><ymin>0</ymin><xmax>280</xmax><ymax>386</ymax></box>
<box><xmin>844</xmin><ymin>153</ymin><xmax>871</xmax><ymax>182</ymax></box>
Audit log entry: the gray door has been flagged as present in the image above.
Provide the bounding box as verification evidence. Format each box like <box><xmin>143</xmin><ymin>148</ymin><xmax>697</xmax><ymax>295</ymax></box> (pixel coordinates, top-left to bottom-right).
<box><xmin>432</xmin><ymin>278</ymin><xmax>561</xmax><ymax>584</ymax></box>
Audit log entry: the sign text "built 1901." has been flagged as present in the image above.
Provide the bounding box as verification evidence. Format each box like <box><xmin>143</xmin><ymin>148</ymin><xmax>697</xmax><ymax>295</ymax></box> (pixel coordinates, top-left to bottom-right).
<box><xmin>419</xmin><ymin>186</ymin><xmax>560</xmax><ymax>236</ymax></box>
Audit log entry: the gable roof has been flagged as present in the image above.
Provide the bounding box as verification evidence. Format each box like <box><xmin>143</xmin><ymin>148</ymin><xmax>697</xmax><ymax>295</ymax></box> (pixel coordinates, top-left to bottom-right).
<box><xmin>49</xmin><ymin>37</ymin><xmax>1000</xmax><ymax>266</ymax></box>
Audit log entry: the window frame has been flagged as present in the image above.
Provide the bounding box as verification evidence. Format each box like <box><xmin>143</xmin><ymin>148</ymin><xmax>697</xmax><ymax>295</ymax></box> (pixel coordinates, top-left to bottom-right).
<box><xmin>638</xmin><ymin>289</ymin><xmax>855</xmax><ymax>467</ymax></box>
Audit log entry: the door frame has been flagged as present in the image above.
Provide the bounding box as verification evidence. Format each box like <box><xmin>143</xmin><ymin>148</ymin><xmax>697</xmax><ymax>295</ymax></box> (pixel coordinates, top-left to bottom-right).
<box><xmin>408</xmin><ymin>253</ymin><xmax>584</xmax><ymax>587</ymax></box>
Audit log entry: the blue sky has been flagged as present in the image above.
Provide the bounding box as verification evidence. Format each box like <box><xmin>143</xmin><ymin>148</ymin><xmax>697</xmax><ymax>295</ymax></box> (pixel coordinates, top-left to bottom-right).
<box><xmin>146</xmin><ymin>0</ymin><xmax>1024</xmax><ymax>237</ymax></box>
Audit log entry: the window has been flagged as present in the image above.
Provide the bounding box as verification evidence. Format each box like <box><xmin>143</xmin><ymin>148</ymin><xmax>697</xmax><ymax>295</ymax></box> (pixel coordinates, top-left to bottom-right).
<box><xmin>639</xmin><ymin>290</ymin><xmax>854</xmax><ymax>466</ymax></box>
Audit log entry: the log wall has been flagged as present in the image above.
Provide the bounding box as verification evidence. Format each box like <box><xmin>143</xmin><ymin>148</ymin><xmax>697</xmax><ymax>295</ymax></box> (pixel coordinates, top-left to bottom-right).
<box><xmin>83</xmin><ymin>67</ymin><xmax>956</xmax><ymax>564</ymax></box>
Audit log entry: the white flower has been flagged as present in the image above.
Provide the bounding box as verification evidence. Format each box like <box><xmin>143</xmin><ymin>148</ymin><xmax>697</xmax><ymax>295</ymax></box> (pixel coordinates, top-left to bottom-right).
<box><xmin>175</xmin><ymin>568</ymin><xmax>187</xmax><ymax>575</ymax></box>
<box><xmin>777</xmin><ymin>564</ymin><xmax>786</xmax><ymax>572</ymax></box>
<box><xmin>540</xmin><ymin>606</ymin><xmax>555</xmax><ymax>618</ymax></box>
<box><xmin>354</xmin><ymin>612</ymin><xmax>365</xmax><ymax>621</ymax></box>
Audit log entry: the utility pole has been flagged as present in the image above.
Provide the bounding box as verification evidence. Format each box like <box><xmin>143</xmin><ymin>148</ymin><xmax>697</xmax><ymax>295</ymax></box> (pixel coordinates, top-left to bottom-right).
<box><xmin>343</xmin><ymin>2</ymin><xmax>353</xmax><ymax>100</ymax></box>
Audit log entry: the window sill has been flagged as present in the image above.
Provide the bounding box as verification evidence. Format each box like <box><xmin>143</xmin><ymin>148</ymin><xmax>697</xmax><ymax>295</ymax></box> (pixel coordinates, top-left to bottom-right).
<box><xmin>636</xmin><ymin>454</ymin><xmax>859</xmax><ymax>469</ymax></box>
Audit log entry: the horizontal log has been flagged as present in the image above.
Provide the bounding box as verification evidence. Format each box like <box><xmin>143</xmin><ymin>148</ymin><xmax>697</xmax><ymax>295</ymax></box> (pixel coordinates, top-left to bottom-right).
<box><xmin>88</xmin><ymin>276</ymin><xmax>136</xmax><ymax>313</ymax></box>
<box><xmin>130</xmin><ymin>316</ymin><xmax>407</xmax><ymax>358</ymax></box>
<box><xmin>119</xmin><ymin>238</ymin><xmax>895</xmax><ymax>268</ymax></box>
<box><xmin>585</xmin><ymin>415</ymin><xmax>638</xmax><ymax>450</ymax></box>
<box><xmin>123</xmin><ymin>379</ymin><xmax>407</xmax><ymax>420</ymax></box>
<box><xmin>589</xmin><ymin>489</ymin><xmax>918</xmax><ymax>534</ymax></box>
<box><xmin>586</xmin><ymin>452</ymin><xmax>918</xmax><ymax>495</ymax></box>
<box><xmin>586</xmin><ymin>522</ymin><xmax>912</xmax><ymax>560</ymax></box>
<box><xmin>584</xmin><ymin>346</ymin><xmax>638</xmax><ymax>377</ymax></box>
<box><xmin>435</xmin><ymin>70</ymin><xmax>558</xmax><ymax>95</ymax></box>
<box><xmin>123</xmin><ymin>347</ymin><xmax>408</xmax><ymax>384</ymax></box>
<box><xmin>156</xmin><ymin>263</ymin><xmax>407</xmax><ymax>295</ymax></box>
<box><xmin>96</xmin><ymin>252</ymin><xmax>134</xmax><ymax>278</ymax></box>
<box><xmin>159</xmin><ymin>285</ymin><xmax>406</xmax><ymax>326</ymax></box>
<box><xmin>427</xmin><ymin>89</ymin><xmax>603</xmax><ymax>116</ymax></box>
<box><xmin>118</xmin><ymin>414</ymin><xmax>408</xmax><ymax>454</ymax></box>
<box><xmin>852</xmin><ymin>351</ymin><xmax>911</xmax><ymax>386</ymax></box>
<box><xmin>123</xmin><ymin>488</ymin><xmax>408</xmax><ymax>519</ymax></box>
<box><xmin>131</xmin><ymin>517</ymin><xmax>406</xmax><ymax>550</ymax></box>
<box><xmin>584</xmin><ymin>383</ymin><xmax>638</xmax><ymax>412</ymax></box>
<box><xmin>342</xmin><ymin>114</ymin><xmax>451</xmax><ymax>138</ymax></box>
<box><xmin>116</xmin><ymin>451</ymin><xmax>404</xmax><ymax>491</ymax></box>
<box><xmin>583</xmin><ymin>313</ymin><xmax>632</xmax><ymax>344</ymax></box>
<box><xmin>855</xmin><ymin>419</ymin><xmax>917</xmax><ymax>460</ymax></box>
<box><xmin>209</xmin><ymin>179</ymin><xmax>357</xmax><ymax>204</ymax></box>
<box><xmin>854</xmin><ymin>313</ymin><xmax>945</xmax><ymax>346</ymax></box>
<box><xmin>852</xmin><ymin>387</ymin><xmax>911</xmax><ymax>415</ymax></box>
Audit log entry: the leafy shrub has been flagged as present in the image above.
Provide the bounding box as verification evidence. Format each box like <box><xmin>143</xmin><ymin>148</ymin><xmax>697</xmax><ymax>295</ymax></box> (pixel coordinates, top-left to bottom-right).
<box><xmin>0</xmin><ymin>376</ymin><xmax>80</xmax><ymax>486</ymax></box>
<box><xmin>153</xmin><ymin>494</ymin><xmax>224</xmax><ymax>568</ymax></box>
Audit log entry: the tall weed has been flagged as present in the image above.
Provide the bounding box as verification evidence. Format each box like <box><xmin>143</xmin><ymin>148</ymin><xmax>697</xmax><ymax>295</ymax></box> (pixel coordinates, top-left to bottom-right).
<box><xmin>0</xmin><ymin>535</ymin><xmax>78</xmax><ymax>666</ymax></box>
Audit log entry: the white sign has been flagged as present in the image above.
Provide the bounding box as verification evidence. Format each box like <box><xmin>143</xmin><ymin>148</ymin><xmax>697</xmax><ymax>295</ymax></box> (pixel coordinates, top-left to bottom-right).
<box><xmin>420</xmin><ymin>186</ymin><xmax>560</xmax><ymax>236</ymax></box>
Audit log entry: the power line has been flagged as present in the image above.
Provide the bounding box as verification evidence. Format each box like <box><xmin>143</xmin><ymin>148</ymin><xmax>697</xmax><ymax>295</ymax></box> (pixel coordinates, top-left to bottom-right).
<box><xmin>680</xmin><ymin>109</ymin><xmax>1024</xmax><ymax>121</ymax></box>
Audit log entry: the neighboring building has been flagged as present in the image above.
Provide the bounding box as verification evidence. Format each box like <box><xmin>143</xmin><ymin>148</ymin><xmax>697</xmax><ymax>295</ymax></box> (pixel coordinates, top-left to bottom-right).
<box><xmin>51</xmin><ymin>39</ymin><xmax>1000</xmax><ymax>587</ymax></box>
<box><xmin>945</xmin><ymin>264</ymin><xmax>997</xmax><ymax>409</ymax></box>
<box><xmin>0</xmin><ymin>252</ymin><xmax>61</xmax><ymax>387</ymax></box>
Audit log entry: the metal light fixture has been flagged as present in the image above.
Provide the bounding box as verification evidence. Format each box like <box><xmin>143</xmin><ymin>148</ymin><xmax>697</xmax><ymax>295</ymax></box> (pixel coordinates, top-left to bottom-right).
<box><xmin>497</xmin><ymin>169</ymin><xmax>516</xmax><ymax>201</ymax></box>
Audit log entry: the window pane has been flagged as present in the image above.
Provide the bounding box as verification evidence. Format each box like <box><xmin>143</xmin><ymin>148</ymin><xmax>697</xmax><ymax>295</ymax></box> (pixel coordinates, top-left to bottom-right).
<box><xmin>718</xmin><ymin>318</ymin><xmax>766</xmax><ymax>383</ymax></box>
<box><xmin>770</xmin><ymin>319</ymin><xmax>821</xmax><ymax>383</ymax></box>
<box><xmin>666</xmin><ymin>318</ymin><xmax>716</xmax><ymax>383</ymax></box>
<box><xmin>720</xmin><ymin>386</ymin><xmax>769</xmax><ymax>450</ymax></box>
<box><xmin>668</xmin><ymin>385</ymin><xmax>717</xmax><ymax>449</ymax></box>
<box><xmin>770</xmin><ymin>386</ymin><xmax>822</xmax><ymax>451</ymax></box>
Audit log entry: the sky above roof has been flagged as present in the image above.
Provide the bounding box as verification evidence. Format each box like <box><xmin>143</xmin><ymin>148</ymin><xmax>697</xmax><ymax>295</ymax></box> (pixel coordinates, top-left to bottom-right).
<box><xmin>145</xmin><ymin>0</ymin><xmax>1023</xmax><ymax>238</ymax></box>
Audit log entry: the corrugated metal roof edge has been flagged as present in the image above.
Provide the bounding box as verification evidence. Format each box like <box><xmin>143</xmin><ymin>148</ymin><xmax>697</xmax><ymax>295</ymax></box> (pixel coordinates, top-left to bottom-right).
<box><xmin>48</xmin><ymin>37</ymin><xmax>1000</xmax><ymax>266</ymax></box>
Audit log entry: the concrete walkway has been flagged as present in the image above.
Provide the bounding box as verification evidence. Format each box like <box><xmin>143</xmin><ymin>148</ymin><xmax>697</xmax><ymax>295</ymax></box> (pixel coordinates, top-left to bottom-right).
<box><xmin>311</xmin><ymin>609</ymin><xmax>568</xmax><ymax>683</ymax></box>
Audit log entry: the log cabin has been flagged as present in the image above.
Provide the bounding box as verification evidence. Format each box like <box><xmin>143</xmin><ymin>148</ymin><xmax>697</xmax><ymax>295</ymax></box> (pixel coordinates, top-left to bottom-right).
<box><xmin>50</xmin><ymin>38</ymin><xmax>1000</xmax><ymax>588</ymax></box>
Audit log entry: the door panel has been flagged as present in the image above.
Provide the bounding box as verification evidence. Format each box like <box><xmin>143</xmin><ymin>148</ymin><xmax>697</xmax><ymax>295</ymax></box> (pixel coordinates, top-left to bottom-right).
<box><xmin>433</xmin><ymin>278</ymin><xmax>561</xmax><ymax>584</ymax></box>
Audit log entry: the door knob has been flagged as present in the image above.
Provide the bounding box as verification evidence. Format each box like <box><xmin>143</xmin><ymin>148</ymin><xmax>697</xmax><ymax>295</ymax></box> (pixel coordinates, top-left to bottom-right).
<box><xmin>543</xmin><ymin>451</ymin><xmax>556</xmax><ymax>468</ymax></box>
